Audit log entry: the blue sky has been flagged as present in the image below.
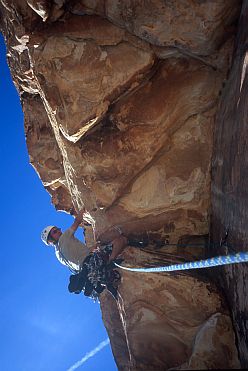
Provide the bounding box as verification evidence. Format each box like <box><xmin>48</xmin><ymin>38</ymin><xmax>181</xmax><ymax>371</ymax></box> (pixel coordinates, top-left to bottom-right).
<box><xmin>0</xmin><ymin>34</ymin><xmax>117</xmax><ymax>371</ymax></box>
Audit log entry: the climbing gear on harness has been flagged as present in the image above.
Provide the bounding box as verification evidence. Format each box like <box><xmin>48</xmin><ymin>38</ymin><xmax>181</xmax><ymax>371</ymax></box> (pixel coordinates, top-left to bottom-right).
<box><xmin>41</xmin><ymin>226</ymin><xmax>55</xmax><ymax>245</ymax></box>
<box><xmin>68</xmin><ymin>269</ymin><xmax>105</xmax><ymax>297</ymax></box>
<box><xmin>114</xmin><ymin>252</ymin><xmax>248</xmax><ymax>273</ymax></box>
<box><xmin>68</xmin><ymin>245</ymin><xmax>122</xmax><ymax>301</ymax></box>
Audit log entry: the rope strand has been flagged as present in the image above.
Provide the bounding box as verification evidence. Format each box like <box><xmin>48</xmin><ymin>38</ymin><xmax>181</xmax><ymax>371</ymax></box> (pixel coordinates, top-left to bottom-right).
<box><xmin>115</xmin><ymin>252</ymin><xmax>248</xmax><ymax>273</ymax></box>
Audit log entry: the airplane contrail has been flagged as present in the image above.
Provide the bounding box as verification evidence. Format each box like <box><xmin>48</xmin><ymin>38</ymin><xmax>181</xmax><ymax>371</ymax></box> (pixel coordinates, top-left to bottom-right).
<box><xmin>67</xmin><ymin>338</ymin><xmax>110</xmax><ymax>371</ymax></box>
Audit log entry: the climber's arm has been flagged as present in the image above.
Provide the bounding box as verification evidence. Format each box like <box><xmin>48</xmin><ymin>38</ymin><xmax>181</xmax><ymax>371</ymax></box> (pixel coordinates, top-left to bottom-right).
<box><xmin>70</xmin><ymin>208</ymin><xmax>86</xmax><ymax>233</ymax></box>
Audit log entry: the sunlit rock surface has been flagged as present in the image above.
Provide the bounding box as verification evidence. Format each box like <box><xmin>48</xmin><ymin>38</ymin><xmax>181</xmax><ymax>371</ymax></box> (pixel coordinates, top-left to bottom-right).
<box><xmin>0</xmin><ymin>0</ymin><xmax>246</xmax><ymax>369</ymax></box>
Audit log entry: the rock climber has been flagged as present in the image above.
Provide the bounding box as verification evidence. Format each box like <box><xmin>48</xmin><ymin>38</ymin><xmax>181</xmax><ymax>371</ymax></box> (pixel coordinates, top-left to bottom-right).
<box><xmin>41</xmin><ymin>208</ymin><xmax>127</xmax><ymax>300</ymax></box>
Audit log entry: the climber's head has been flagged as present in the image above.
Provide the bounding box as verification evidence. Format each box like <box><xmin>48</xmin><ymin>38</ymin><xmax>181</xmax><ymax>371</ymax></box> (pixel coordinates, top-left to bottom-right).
<box><xmin>41</xmin><ymin>226</ymin><xmax>62</xmax><ymax>246</ymax></box>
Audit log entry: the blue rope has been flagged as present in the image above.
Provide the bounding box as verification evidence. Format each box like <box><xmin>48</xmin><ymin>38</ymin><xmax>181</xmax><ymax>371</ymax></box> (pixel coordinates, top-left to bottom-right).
<box><xmin>114</xmin><ymin>252</ymin><xmax>248</xmax><ymax>273</ymax></box>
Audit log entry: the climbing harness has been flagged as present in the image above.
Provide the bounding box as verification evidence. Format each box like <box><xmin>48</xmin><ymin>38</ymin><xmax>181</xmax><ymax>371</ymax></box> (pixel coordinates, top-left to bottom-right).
<box><xmin>114</xmin><ymin>252</ymin><xmax>248</xmax><ymax>273</ymax></box>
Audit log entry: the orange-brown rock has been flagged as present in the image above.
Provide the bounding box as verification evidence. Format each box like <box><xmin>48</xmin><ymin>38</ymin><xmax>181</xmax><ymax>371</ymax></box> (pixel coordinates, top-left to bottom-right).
<box><xmin>101</xmin><ymin>243</ymin><xmax>240</xmax><ymax>370</ymax></box>
<box><xmin>0</xmin><ymin>0</ymin><xmax>246</xmax><ymax>369</ymax></box>
<box><xmin>78</xmin><ymin>0</ymin><xmax>240</xmax><ymax>55</ymax></box>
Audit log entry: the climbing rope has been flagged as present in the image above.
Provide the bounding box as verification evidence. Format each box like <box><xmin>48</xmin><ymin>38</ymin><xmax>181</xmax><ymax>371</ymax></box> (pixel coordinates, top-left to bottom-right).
<box><xmin>114</xmin><ymin>252</ymin><xmax>248</xmax><ymax>273</ymax></box>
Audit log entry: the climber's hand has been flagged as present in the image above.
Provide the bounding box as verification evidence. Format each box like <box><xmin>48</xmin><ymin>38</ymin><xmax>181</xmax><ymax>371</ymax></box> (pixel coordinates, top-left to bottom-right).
<box><xmin>77</xmin><ymin>207</ymin><xmax>86</xmax><ymax>218</ymax></box>
<box><xmin>71</xmin><ymin>207</ymin><xmax>86</xmax><ymax>232</ymax></box>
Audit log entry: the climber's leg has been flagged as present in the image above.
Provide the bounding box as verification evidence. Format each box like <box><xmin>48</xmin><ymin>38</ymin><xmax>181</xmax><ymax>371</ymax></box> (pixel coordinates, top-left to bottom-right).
<box><xmin>109</xmin><ymin>235</ymin><xmax>128</xmax><ymax>261</ymax></box>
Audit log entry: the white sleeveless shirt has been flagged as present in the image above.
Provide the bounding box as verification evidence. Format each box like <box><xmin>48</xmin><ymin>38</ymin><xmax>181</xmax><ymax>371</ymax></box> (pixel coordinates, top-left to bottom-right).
<box><xmin>55</xmin><ymin>227</ymin><xmax>90</xmax><ymax>271</ymax></box>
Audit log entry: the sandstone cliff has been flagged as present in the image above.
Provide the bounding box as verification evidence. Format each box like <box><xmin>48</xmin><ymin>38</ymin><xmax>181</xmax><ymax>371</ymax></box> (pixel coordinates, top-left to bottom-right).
<box><xmin>1</xmin><ymin>1</ymin><xmax>247</xmax><ymax>369</ymax></box>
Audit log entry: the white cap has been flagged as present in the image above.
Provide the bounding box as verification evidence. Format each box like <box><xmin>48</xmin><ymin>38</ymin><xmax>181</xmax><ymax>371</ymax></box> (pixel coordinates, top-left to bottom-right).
<box><xmin>41</xmin><ymin>226</ymin><xmax>55</xmax><ymax>245</ymax></box>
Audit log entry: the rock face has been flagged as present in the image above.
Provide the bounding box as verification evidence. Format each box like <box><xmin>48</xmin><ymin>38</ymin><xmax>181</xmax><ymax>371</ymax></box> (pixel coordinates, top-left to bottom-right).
<box><xmin>0</xmin><ymin>0</ymin><xmax>246</xmax><ymax>369</ymax></box>
<box><xmin>101</xmin><ymin>242</ymin><xmax>240</xmax><ymax>370</ymax></box>
<box><xmin>211</xmin><ymin>2</ymin><xmax>248</xmax><ymax>368</ymax></box>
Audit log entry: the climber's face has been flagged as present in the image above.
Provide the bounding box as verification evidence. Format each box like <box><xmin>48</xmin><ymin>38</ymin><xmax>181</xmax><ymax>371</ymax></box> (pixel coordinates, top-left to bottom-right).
<box><xmin>48</xmin><ymin>227</ymin><xmax>62</xmax><ymax>244</ymax></box>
